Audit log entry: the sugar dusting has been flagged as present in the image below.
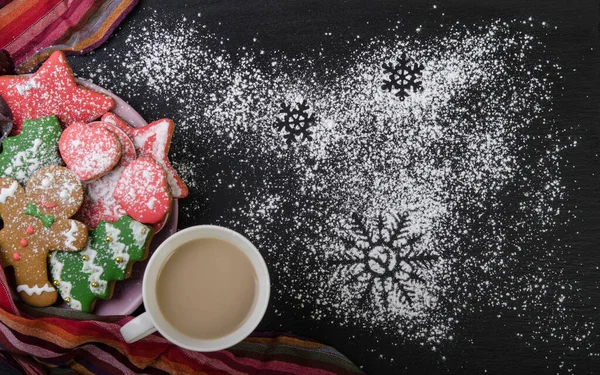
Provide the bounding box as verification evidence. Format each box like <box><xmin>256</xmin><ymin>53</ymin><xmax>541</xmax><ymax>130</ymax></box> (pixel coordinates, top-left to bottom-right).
<box><xmin>74</xmin><ymin>13</ymin><xmax>594</xmax><ymax>369</ymax></box>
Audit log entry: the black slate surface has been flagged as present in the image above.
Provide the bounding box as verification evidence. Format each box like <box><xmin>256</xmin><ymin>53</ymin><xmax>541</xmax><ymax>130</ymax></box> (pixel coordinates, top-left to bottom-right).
<box><xmin>68</xmin><ymin>1</ymin><xmax>600</xmax><ymax>373</ymax></box>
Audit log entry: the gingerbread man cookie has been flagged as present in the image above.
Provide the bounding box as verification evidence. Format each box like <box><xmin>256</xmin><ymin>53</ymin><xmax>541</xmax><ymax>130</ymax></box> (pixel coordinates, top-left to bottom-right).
<box><xmin>0</xmin><ymin>165</ymin><xmax>88</xmax><ymax>307</ymax></box>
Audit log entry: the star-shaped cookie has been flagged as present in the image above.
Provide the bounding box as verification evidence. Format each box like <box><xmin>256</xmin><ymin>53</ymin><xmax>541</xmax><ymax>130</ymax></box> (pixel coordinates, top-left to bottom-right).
<box><xmin>0</xmin><ymin>51</ymin><xmax>114</xmax><ymax>135</ymax></box>
<box><xmin>102</xmin><ymin>113</ymin><xmax>189</xmax><ymax>198</ymax></box>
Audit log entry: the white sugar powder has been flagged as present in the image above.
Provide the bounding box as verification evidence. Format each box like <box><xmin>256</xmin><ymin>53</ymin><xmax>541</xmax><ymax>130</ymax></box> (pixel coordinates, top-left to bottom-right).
<box><xmin>74</xmin><ymin>14</ymin><xmax>593</xmax><ymax>366</ymax></box>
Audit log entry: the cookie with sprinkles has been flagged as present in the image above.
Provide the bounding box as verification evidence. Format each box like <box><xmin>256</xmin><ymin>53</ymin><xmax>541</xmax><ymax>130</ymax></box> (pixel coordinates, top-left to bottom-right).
<box><xmin>0</xmin><ymin>50</ymin><xmax>114</xmax><ymax>135</ymax></box>
<box><xmin>113</xmin><ymin>157</ymin><xmax>172</xmax><ymax>225</ymax></box>
<box><xmin>49</xmin><ymin>216</ymin><xmax>153</xmax><ymax>312</ymax></box>
<box><xmin>0</xmin><ymin>116</ymin><xmax>62</xmax><ymax>185</ymax></box>
<box><xmin>59</xmin><ymin>122</ymin><xmax>121</xmax><ymax>181</ymax></box>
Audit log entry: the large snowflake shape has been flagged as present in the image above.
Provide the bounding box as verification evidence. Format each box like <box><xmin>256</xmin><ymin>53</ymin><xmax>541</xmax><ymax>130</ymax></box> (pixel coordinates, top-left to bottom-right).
<box><xmin>329</xmin><ymin>211</ymin><xmax>437</xmax><ymax>308</ymax></box>
<box><xmin>381</xmin><ymin>53</ymin><xmax>424</xmax><ymax>101</ymax></box>
<box><xmin>274</xmin><ymin>100</ymin><xmax>315</xmax><ymax>144</ymax></box>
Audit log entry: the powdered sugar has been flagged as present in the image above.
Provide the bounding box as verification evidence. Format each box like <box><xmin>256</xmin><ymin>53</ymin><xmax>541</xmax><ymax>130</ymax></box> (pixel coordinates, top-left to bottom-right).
<box><xmin>75</xmin><ymin>13</ymin><xmax>592</xmax><ymax>367</ymax></box>
<box><xmin>15</xmin><ymin>78</ymin><xmax>39</xmax><ymax>95</ymax></box>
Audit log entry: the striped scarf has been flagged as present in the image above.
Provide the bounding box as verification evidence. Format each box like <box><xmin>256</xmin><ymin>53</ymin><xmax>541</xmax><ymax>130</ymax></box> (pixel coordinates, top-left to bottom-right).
<box><xmin>0</xmin><ymin>268</ymin><xmax>364</xmax><ymax>374</ymax></box>
<box><xmin>0</xmin><ymin>0</ymin><xmax>137</xmax><ymax>73</ymax></box>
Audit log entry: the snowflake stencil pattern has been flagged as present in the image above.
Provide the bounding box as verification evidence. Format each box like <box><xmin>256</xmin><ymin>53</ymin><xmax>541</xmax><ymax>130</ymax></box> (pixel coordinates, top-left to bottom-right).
<box><xmin>274</xmin><ymin>100</ymin><xmax>315</xmax><ymax>144</ymax></box>
<box><xmin>382</xmin><ymin>53</ymin><xmax>424</xmax><ymax>100</ymax></box>
<box><xmin>329</xmin><ymin>211</ymin><xmax>437</xmax><ymax>308</ymax></box>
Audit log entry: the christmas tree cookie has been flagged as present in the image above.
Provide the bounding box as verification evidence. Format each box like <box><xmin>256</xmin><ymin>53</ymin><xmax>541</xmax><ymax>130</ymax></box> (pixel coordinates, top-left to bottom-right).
<box><xmin>48</xmin><ymin>215</ymin><xmax>153</xmax><ymax>312</ymax></box>
<box><xmin>0</xmin><ymin>116</ymin><xmax>62</xmax><ymax>185</ymax></box>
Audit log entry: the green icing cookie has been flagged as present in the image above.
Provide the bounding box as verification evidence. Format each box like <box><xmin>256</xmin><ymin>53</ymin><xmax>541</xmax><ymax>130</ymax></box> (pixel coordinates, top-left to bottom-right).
<box><xmin>0</xmin><ymin>116</ymin><xmax>62</xmax><ymax>185</ymax></box>
<box><xmin>49</xmin><ymin>216</ymin><xmax>154</xmax><ymax>312</ymax></box>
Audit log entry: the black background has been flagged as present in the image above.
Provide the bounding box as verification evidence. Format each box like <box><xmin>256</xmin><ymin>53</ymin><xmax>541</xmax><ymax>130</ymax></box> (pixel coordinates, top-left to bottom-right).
<box><xmin>68</xmin><ymin>1</ymin><xmax>600</xmax><ymax>374</ymax></box>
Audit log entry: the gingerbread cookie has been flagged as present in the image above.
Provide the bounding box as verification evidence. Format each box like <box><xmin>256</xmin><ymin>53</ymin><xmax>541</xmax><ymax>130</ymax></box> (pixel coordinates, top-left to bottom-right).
<box><xmin>59</xmin><ymin>122</ymin><xmax>121</xmax><ymax>181</ymax></box>
<box><xmin>113</xmin><ymin>157</ymin><xmax>172</xmax><ymax>224</ymax></box>
<box><xmin>102</xmin><ymin>113</ymin><xmax>189</xmax><ymax>198</ymax></box>
<box><xmin>0</xmin><ymin>50</ymin><xmax>114</xmax><ymax>135</ymax></box>
<box><xmin>0</xmin><ymin>116</ymin><xmax>62</xmax><ymax>185</ymax></box>
<box><xmin>0</xmin><ymin>165</ymin><xmax>88</xmax><ymax>307</ymax></box>
<box><xmin>75</xmin><ymin>121</ymin><xmax>136</xmax><ymax>228</ymax></box>
<box><xmin>49</xmin><ymin>215</ymin><xmax>153</xmax><ymax>312</ymax></box>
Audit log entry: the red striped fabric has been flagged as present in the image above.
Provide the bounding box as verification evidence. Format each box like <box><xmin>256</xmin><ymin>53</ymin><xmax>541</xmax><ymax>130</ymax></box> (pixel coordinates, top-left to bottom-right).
<box><xmin>0</xmin><ymin>0</ymin><xmax>138</xmax><ymax>73</ymax></box>
<box><xmin>0</xmin><ymin>276</ymin><xmax>364</xmax><ymax>374</ymax></box>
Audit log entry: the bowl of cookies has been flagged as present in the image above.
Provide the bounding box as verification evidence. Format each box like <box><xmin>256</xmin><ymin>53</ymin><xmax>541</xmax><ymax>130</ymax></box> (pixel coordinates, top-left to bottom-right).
<box><xmin>0</xmin><ymin>50</ymin><xmax>188</xmax><ymax>316</ymax></box>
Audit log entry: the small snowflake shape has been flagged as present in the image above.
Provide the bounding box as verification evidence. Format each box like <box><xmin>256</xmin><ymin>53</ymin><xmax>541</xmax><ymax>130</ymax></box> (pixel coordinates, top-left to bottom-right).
<box><xmin>329</xmin><ymin>211</ymin><xmax>437</xmax><ymax>308</ymax></box>
<box><xmin>382</xmin><ymin>53</ymin><xmax>424</xmax><ymax>101</ymax></box>
<box><xmin>274</xmin><ymin>100</ymin><xmax>315</xmax><ymax>144</ymax></box>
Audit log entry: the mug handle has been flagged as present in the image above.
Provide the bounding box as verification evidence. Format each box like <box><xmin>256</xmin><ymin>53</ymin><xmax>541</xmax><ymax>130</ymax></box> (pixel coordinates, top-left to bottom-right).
<box><xmin>120</xmin><ymin>312</ymin><xmax>157</xmax><ymax>343</ymax></box>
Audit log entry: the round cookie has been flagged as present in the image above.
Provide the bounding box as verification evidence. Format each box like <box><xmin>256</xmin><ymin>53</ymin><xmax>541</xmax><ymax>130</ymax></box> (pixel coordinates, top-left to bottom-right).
<box><xmin>0</xmin><ymin>165</ymin><xmax>88</xmax><ymax>307</ymax></box>
<box><xmin>113</xmin><ymin>157</ymin><xmax>172</xmax><ymax>224</ymax></box>
<box><xmin>59</xmin><ymin>122</ymin><xmax>122</xmax><ymax>181</ymax></box>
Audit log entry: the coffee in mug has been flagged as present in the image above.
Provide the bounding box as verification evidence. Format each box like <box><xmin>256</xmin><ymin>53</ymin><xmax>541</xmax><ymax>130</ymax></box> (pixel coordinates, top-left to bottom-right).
<box><xmin>156</xmin><ymin>238</ymin><xmax>258</xmax><ymax>339</ymax></box>
<box><xmin>120</xmin><ymin>225</ymin><xmax>270</xmax><ymax>351</ymax></box>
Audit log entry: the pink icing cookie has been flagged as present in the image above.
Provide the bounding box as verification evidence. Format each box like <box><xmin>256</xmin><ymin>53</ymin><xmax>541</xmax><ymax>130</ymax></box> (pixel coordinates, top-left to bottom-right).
<box><xmin>75</xmin><ymin>122</ymin><xmax>137</xmax><ymax>228</ymax></box>
<box><xmin>59</xmin><ymin>122</ymin><xmax>122</xmax><ymax>181</ymax></box>
<box><xmin>102</xmin><ymin>113</ymin><xmax>189</xmax><ymax>199</ymax></box>
<box><xmin>113</xmin><ymin>157</ymin><xmax>172</xmax><ymax>224</ymax></box>
<box><xmin>0</xmin><ymin>51</ymin><xmax>114</xmax><ymax>135</ymax></box>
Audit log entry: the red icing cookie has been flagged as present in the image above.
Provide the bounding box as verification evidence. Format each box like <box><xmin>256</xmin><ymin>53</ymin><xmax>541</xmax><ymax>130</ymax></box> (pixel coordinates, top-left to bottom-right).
<box><xmin>102</xmin><ymin>113</ymin><xmax>189</xmax><ymax>199</ymax></box>
<box><xmin>113</xmin><ymin>157</ymin><xmax>172</xmax><ymax>224</ymax></box>
<box><xmin>100</xmin><ymin>112</ymin><xmax>135</xmax><ymax>138</ymax></box>
<box><xmin>59</xmin><ymin>122</ymin><xmax>121</xmax><ymax>181</ymax></box>
<box><xmin>75</xmin><ymin>122</ymin><xmax>137</xmax><ymax>228</ymax></box>
<box><xmin>90</xmin><ymin>121</ymin><xmax>137</xmax><ymax>167</ymax></box>
<box><xmin>0</xmin><ymin>51</ymin><xmax>114</xmax><ymax>135</ymax></box>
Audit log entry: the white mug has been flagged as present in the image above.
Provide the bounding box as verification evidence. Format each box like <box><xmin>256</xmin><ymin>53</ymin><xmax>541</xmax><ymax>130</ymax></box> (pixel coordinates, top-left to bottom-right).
<box><xmin>120</xmin><ymin>225</ymin><xmax>270</xmax><ymax>351</ymax></box>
